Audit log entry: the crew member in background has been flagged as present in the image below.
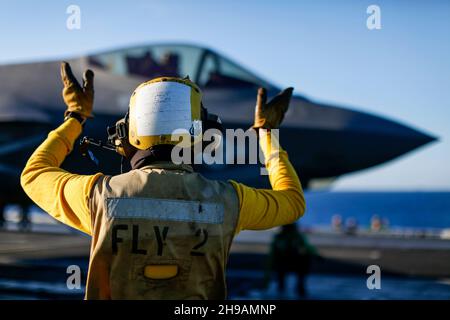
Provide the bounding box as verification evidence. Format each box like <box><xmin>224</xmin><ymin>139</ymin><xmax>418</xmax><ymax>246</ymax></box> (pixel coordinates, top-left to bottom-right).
<box><xmin>268</xmin><ymin>223</ymin><xmax>318</xmax><ymax>298</ymax></box>
<box><xmin>21</xmin><ymin>62</ymin><xmax>305</xmax><ymax>299</ymax></box>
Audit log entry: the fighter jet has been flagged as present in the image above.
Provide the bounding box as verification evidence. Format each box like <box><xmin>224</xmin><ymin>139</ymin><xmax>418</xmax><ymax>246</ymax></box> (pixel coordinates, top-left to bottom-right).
<box><xmin>0</xmin><ymin>43</ymin><xmax>436</xmax><ymax>213</ymax></box>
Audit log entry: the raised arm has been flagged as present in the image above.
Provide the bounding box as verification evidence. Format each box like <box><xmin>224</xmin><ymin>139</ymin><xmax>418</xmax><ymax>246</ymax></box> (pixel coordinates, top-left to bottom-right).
<box><xmin>20</xmin><ymin>62</ymin><xmax>102</xmax><ymax>235</ymax></box>
<box><xmin>230</xmin><ymin>87</ymin><xmax>306</xmax><ymax>233</ymax></box>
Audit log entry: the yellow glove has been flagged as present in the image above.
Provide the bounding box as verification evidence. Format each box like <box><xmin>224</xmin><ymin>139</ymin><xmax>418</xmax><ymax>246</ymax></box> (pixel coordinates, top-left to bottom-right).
<box><xmin>61</xmin><ymin>61</ymin><xmax>94</xmax><ymax>118</ymax></box>
<box><xmin>253</xmin><ymin>87</ymin><xmax>293</xmax><ymax>129</ymax></box>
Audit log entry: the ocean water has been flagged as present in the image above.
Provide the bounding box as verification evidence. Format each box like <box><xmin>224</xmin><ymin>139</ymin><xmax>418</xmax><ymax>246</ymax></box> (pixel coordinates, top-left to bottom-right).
<box><xmin>5</xmin><ymin>192</ymin><xmax>450</xmax><ymax>231</ymax></box>
<box><xmin>301</xmin><ymin>191</ymin><xmax>450</xmax><ymax>230</ymax></box>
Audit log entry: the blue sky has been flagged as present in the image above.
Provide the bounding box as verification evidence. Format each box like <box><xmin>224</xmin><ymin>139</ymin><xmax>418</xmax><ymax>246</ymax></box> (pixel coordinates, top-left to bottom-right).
<box><xmin>0</xmin><ymin>0</ymin><xmax>449</xmax><ymax>190</ymax></box>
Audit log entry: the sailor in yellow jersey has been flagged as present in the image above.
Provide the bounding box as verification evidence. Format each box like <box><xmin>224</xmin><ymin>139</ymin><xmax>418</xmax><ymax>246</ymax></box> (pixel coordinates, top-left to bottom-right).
<box><xmin>21</xmin><ymin>62</ymin><xmax>305</xmax><ymax>299</ymax></box>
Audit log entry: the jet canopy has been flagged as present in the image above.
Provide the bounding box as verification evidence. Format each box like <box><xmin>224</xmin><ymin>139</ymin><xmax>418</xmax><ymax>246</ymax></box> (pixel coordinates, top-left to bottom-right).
<box><xmin>87</xmin><ymin>44</ymin><xmax>274</xmax><ymax>90</ymax></box>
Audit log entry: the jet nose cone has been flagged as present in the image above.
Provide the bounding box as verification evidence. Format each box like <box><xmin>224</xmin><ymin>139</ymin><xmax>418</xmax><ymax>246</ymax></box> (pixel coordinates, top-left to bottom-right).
<box><xmin>403</xmin><ymin>127</ymin><xmax>437</xmax><ymax>148</ymax></box>
<box><xmin>282</xmin><ymin>97</ymin><xmax>438</xmax><ymax>177</ymax></box>
<box><xmin>359</xmin><ymin>109</ymin><xmax>438</xmax><ymax>154</ymax></box>
<box><xmin>347</xmin><ymin>107</ymin><xmax>436</xmax><ymax>160</ymax></box>
<box><xmin>376</xmin><ymin>121</ymin><xmax>437</xmax><ymax>163</ymax></box>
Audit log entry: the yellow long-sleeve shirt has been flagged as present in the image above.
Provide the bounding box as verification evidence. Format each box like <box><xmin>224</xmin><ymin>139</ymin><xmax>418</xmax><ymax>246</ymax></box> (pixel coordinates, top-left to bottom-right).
<box><xmin>230</xmin><ymin>131</ymin><xmax>306</xmax><ymax>233</ymax></box>
<box><xmin>20</xmin><ymin>119</ymin><xmax>305</xmax><ymax>235</ymax></box>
